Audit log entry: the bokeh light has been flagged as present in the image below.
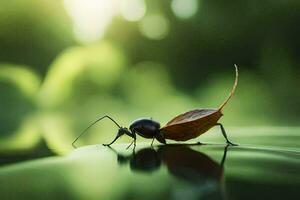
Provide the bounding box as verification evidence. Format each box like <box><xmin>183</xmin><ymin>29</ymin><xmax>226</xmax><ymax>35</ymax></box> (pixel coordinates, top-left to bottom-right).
<box><xmin>120</xmin><ymin>0</ymin><xmax>146</xmax><ymax>22</ymax></box>
<box><xmin>171</xmin><ymin>0</ymin><xmax>199</xmax><ymax>19</ymax></box>
<box><xmin>139</xmin><ymin>14</ymin><xmax>170</xmax><ymax>40</ymax></box>
<box><xmin>64</xmin><ymin>0</ymin><xmax>117</xmax><ymax>43</ymax></box>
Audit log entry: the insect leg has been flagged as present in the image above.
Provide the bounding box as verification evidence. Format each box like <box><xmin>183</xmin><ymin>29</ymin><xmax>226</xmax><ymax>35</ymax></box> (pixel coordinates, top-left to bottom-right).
<box><xmin>125</xmin><ymin>130</ymin><xmax>136</xmax><ymax>149</ymax></box>
<box><xmin>103</xmin><ymin>133</ymin><xmax>122</xmax><ymax>146</ymax></box>
<box><xmin>220</xmin><ymin>144</ymin><xmax>230</xmax><ymax>168</ymax></box>
<box><xmin>126</xmin><ymin>139</ymin><xmax>136</xmax><ymax>151</ymax></box>
<box><xmin>133</xmin><ymin>138</ymin><xmax>136</xmax><ymax>150</ymax></box>
<box><xmin>72</xmin><ymin>115</ymin><xmax>121</xmax><ymax>147</ymax></box>
<box><xmin>126</xmin><ymin>140</ymin><xmax>135</xmax><ymax>149</ymax></box>
<box><xmin>151</xmin><ymin>137</ymin><xmax>155</xmax><ymax>146</ymax></box>
<box><xmin>126</xmin><ymin>137</ymin><xmax>136</xmax><ymax>150</ymax></box>
<box><xmin>216</xmin><ymin>123</ymin><xmax>238</xmax><ymax>146</ymax></box>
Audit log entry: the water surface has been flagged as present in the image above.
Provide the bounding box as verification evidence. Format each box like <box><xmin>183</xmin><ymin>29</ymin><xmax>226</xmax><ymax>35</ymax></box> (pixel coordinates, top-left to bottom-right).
<box><xmin>0</xmin><ymin>140</ymin><xmax>299</xmax><ymax>200</ymax></box>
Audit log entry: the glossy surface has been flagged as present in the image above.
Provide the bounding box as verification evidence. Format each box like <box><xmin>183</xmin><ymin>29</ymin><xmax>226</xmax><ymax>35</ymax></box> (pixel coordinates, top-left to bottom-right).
<box><xmin>0</xmin><ymin>128</ymin><xmax>299</xmax><ymax>200</ymax></box>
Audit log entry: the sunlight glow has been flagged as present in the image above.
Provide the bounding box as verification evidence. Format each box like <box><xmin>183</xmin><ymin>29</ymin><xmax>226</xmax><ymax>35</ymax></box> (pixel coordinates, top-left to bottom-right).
<box><xmin>64</xmin><ymin>0</ymin><xmax>117</xmax><ymax>43</ymax></box>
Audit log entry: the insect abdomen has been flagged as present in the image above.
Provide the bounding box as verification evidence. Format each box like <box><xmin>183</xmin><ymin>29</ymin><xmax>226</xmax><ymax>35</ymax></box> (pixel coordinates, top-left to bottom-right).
<box><xmin>130</xmin><ymin>119</ymin><xmax>160</xmax><ymax>138</ymax></box>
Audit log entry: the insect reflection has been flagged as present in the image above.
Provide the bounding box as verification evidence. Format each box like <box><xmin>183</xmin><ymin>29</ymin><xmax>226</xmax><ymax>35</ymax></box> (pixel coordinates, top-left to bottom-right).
<box><xmin>109</xmin><ymin>145</ymin><xmax>229</xmax><ymax>199</ymax></box>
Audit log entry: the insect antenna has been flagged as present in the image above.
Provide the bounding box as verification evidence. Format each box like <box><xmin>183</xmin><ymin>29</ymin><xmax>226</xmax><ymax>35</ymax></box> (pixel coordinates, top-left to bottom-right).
<box><xmin>72</xmin><ymin>115</ymin><xmax>121</xmax><ymax>147</ymax></box>
<box><xmin>218</xmin><ymin>64</ymin><xmax>239</xmax><ymax>110</ymax></box>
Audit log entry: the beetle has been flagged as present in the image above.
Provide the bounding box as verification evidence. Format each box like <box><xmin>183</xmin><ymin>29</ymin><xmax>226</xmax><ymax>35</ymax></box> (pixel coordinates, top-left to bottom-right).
<box><xmin>72</xmin><ymin>65</ymin><xmax>239</xmax><ymax>148</ymax></box>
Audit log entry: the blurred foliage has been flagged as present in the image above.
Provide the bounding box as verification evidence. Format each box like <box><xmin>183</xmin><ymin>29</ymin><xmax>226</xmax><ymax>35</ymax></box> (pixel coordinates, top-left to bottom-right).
<box><xmin>0</xmin><ymin>0</ymin><xmax>75</xmax><ymax>75</ymax></box>
<box><xmin>0</xmin><ymin>64</ymin><xmax>41</xmax><ymax>150</ymax></box>
<box><xmin>0</xmin><ymin>0</ymin><xmax>300</xmax><ymax>153</ymax></box>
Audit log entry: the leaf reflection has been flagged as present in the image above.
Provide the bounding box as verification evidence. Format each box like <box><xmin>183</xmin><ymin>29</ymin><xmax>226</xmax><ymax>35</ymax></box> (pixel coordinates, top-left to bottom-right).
<box><xmin>109</xmin><ymin>144</ymin><xmax>229</xmax><ymax>199</ymax></box>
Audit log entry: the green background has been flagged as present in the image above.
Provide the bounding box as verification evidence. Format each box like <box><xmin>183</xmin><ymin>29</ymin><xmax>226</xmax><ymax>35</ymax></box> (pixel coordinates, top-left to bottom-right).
<box><xmin>0</xmin><ymin>0</ymin><xmax>300</xmax><ymax>154</ymax></box>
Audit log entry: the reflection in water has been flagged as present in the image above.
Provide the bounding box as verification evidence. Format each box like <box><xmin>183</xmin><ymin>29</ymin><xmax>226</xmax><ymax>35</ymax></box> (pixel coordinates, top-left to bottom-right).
<box><xmin>1</xmin><ymin>143</ymin><xmax>298</xmax><ymax>200</ymax></box>
<box><xmin>114</xmin><ymin>147</ymin><xmax>161</xmax><ymax>172</ymax></box>
<box><xmin>109</xmin><ymin>145</ymin><xmax>229</xmax><ymax>199</ymax></box>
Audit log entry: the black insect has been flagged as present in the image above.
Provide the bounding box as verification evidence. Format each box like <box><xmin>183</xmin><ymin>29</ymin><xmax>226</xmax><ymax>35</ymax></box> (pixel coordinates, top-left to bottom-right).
<box><xmin>72</xmin><ymin>116</ymin><xmax>165</xmax><ymax>148</ymax></box>
<box><xmin>72</xmin><ymin>65</ymin><xmax>239</xmax><ymax>148</ymax></box>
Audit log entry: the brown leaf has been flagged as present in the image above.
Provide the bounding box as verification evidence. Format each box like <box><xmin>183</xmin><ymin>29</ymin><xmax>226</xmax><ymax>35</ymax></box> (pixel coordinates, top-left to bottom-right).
<box><xmin>160</xmin><ymin>109</ymin><xmax>223</xmax><ymax>141</ymax></box>
<box><xmin>160</xmin><ymin>65</ymin><xmax>238</xmax><ymax>141</ymax></box>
